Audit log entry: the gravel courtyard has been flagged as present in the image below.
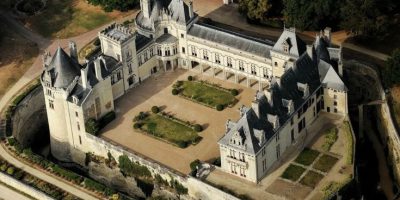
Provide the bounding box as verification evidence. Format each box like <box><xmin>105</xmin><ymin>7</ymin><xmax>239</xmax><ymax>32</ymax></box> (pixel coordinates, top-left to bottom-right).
<box><xmin>101</xmin><ymin>69</ymin><xmax>256</xmax><ymax>174</ymax></box>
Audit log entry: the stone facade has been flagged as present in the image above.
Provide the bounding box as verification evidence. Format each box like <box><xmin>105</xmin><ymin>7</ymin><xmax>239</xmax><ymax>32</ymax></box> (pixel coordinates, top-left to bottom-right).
<box><xmin>40</xmin><ymin>0</ymin><xmax>348</xmax><ymax>193</ymax></box>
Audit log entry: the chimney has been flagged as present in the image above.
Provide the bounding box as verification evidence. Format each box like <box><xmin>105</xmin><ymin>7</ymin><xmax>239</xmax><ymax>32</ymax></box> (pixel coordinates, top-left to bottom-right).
<box><xmin>264</xmin><ymin>89</ymin><xmax>273</xmax><ymax>106</ymax></box>
<box><xmin>252</xmin><ymin>101</ymin><xmax>260</xmax><ymax>118</ymax></box>
<box><xmin>69</xmin><ymin>41</ymin><xmax>78</xmax><ymax>62</ymax></box>
<box><xmin>267</xmin><ymin>114</ymin><xmax>280</xmax><ymax>130</ymax></box>
<box><xmin>324</xmin><ymin>27</ymin><xmax>332</xmax><ymax>45</ymax></box>
<box><xmin>94</xmin><ymin>59</ymin><xmax>103</xmax><ymax>80</ymax></box>
<box><xmin>297</xmin><ymin>83</ymin><xmax>309</xmax><ymax>98</ymax></box>
<box><xmin>81</xmin><ymin>68</ymin><xmax>88</xmax><ymax>89</ymax></box>
<box><xmin>306</xmin><ymin>45</ymin><xmax>314</xmax><ymax>60</ymax></box>
<box><xmin>189</xmin><ymin>1</ymin><xmax>194</xmax><ymax>18</ymax></box>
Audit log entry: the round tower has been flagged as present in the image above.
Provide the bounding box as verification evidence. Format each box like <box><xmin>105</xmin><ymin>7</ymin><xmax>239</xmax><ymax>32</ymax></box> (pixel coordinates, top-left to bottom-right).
<box><xmin>41</xmin><ymin>47</ymin><xmax>81</xmax><ymax>162</ymax></box>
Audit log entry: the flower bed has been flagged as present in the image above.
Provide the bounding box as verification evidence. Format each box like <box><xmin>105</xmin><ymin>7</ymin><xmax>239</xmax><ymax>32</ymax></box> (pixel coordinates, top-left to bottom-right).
<box><xmin>133</xmin><ymin>112</ymin><xmax>202</xmax><ymax>148</ymax></box>
<box><xmin>173</xmin><ymin>80</ymin><xmax>238</xmax><ymax>110</ymax></box>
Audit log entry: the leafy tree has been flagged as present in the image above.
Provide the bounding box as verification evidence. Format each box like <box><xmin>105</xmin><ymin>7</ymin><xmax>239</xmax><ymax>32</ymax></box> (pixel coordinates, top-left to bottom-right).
<box><xmin>87</xmin><ymin>0</ymin><xmax>139</xmax><ymax>12</ymax></box>
<box><xmin>239</xmin><ymin>0</ymin><xmax>281</xmax><ymax>21</ymax></box>
<box><xmin>340</xmin><ymin>0</ymin><xmax>390</xmax><ymax>37</ymax></box>
<box><xmin>283</xmin><ymin>0</ymin><xmax>342</xmax><ymax>30</ymax></box>
<box><xmin>383</xmin><ymin>49</ymin><xmax>400</xmax><ymax>87</ymax></box>
<box><xmin>85</xmin><ymin>118</ymin><xmax>100</xmax><ymax>135</ymax></box>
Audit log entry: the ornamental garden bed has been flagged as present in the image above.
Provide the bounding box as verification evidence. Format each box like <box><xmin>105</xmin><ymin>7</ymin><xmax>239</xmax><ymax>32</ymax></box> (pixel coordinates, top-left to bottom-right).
<box><xmin>281</xmin><ymin>164</ymin><xmax>306</xmax><ymax>182</ymax></box>
<box><xmin>172</xmin><ymin>78</ymin><xmax>238</xmax><ymax>111</ymax></box>
<box><xmin>133</xmin><ymin>110</ymin><xmax>203</xmax><ymax>148</ymax></box>
<box><xmin>313</xmin><ymin>154</ymin><xmax>339</xmax><ymax>173</ymax></box>
<box><xmin>294</xmin><ymin>148</ymin><xmax>320</xmax><ymax>166</ymax></box>
<box><xmin>299</xmin><ymin>171</ymin><xmax>324</xmax><ymax>188</ymax></box>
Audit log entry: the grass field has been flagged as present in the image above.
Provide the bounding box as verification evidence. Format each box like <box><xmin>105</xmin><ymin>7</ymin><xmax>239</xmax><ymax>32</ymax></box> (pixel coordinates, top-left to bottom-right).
<box><xmin>25</xmin><ymin>0</ymin><xmax>134</xmax><ymax>38</ymax></box>
<box><xmin>0</xmin><ymin>23</ymin><xmax>39</xmax><ymax>98</ymax></box>
<box><xmin>300</xmin><ymin>171</ymin><xmax>324</xmax><ymax>188</ymax></box>
<box><xmin>281</xmin><ymin>164</ymin><xmax>306</xmax><ymax>182</ymax></box>
<box><xmin>313</xmin><ymin>154</ymin><xmax>339</xmax><ymax>173</ymax></box>
<box><xmin>294</xmin><ymin>148</ymin><xmax>320</xmax><ymax>166</ymax></box>
<box><xmin>180</xmin><ymin>81</ymin><xmax>236</xmax><ymax>108</ymax></box>
<box><xmin>138</xmin><ymin>113</ymin><xmax>201</xmax><ymax>148</ymax></box>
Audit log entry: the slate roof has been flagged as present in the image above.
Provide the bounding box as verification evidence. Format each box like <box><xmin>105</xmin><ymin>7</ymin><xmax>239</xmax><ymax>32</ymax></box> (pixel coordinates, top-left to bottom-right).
<box><xmin>136</xmin><ymin>33</ymin><xmax>153</xmax><ymax>52</ymax></box>
<box><xmin>219</xmin><ymin>51</ymin><xmax>323</xmax><ymax>155</ymax></box>
<box><xmin>273</xmin><ymin>29</ymin><xmax>306</xmax><ymax>57</ymax></box>
<box><xmin>156</xmin><ymin>33</ymin><xmax>178</xmax><ymax>44</ymax></box>
<box><xmin>47</xmin><ymin>47</ymin><xmax>81</xmax><ymax>88</ymax></box>
<box><xmin>319</xmin><ymin>60</ymin><xmax>348</xmax><ymax>91</ymax></box>
<box><xmin>136</xmin><ymin>0</ymin><xmax>194</xmax><ymax>30</ymax></box>
<box><xmin>188</xmin><ymin>23</ymin><xmax>274</xmax><ymax>58</ymax></box>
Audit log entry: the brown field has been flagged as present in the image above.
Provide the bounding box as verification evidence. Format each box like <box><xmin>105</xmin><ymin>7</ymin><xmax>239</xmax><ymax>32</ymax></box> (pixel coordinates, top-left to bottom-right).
<box><xmin>0</xmin><ymin>22</ymin><xmax>39</xmax><ymax>98</ymax></box>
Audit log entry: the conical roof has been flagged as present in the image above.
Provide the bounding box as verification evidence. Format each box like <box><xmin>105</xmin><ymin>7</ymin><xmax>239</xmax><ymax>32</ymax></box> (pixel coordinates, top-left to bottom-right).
<box><xmin>49</xmin><ymin>47</ymin><xmax>81</xmax><ymax>88</ymax></box>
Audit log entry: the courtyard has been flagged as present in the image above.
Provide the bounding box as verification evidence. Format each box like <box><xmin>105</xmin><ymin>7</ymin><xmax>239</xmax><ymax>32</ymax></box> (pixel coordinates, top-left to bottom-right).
<box><xmin>100</xmin><ymin>69</ymin><xmax>255</xmax><ymax>174</ymax></box>
<box><xmin>205</xmin><ymin>113</ymin><xmax>354</xmax><ymax>200</ymax></box>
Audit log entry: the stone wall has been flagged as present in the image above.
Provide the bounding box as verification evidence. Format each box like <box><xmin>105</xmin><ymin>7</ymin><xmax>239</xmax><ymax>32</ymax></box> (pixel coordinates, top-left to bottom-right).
<box><xmin>82</xmin><ymin>133</ymin><xmax>241</xmax><ymax>200</ymax></box>
<box><xmin>0</xmin><ymin>172</ymin><xmax>53</xmax><ymax>200</ymax></box>
<box><xmin>12</xmin><ymin>87</ymin><xmax>48</xmax><ymax>148</ymax></box>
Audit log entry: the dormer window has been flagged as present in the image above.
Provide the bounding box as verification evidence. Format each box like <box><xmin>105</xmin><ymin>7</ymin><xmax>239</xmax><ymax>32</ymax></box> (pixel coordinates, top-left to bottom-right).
<box><xmin>282</xmin><ymin>38</ymin><xmax>292</xmax><ymax>54</ymax></box>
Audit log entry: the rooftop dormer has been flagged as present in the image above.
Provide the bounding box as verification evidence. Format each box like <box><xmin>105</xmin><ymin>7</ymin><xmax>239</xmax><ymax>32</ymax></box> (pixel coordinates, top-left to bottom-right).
<box><xmin>297</xmin><ymin>82</ymin><xmax>309</xmax><ymax>99</ymax></box>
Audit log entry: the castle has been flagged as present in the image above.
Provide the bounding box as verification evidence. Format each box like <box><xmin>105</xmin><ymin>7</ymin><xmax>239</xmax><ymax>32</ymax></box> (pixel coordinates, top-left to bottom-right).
<box><xmin>41</xmin><ymin>0</ymin><xmax>347</xmax><ymax>184</ymax></box>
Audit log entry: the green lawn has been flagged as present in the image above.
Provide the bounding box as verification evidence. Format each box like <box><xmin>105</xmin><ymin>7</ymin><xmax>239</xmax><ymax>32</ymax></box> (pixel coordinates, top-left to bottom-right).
<box><xmin>300</xmin><ymin>171</ymin><xmax>324</xmax><ymax>188</ymax></box>
<box><xmin>313</xmin><ymin>154</ymin><xmax>339</xmax><ymax>173</ymax></box>
<box><xmin>137</xmin><ymin>113</ymin><xmax>201</xmax><ymax>148</ymax></box>
<box><xmin>294</xmin><ymin>148</ymin><xmax>320</xmax><ymax>166</ymax></box>
<box><xmin>281</xmin><ymin>164</ymin><xmax>306</xmax><ymax>182</ymax></box>
<box><xmin>179</xmin><ymin>81</ymin><xmax>236</xmax><ymax>108</ymax></box>
<box><xmin>321</xmin><ymin>128</ymin><xmax>338</xmax><ymax>152</ymax></box>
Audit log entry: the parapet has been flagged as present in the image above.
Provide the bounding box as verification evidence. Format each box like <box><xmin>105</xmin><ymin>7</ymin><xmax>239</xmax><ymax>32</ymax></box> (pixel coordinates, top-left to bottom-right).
<box><xmin>99</xmin><ymin>23</ymin><xmax>135</xmax><ymax>44</ymax></box>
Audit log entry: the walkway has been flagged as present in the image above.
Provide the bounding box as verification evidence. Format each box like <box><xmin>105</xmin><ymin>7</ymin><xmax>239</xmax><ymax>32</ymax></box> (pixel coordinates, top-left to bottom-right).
<box><xmin>0</xmin><ymin>8</ymin><xmax>138</xmax><ymax>200</ymax></box>
<box><xmin>0</xmin><ymin>181</ymin><xmax>33</xmax><ymax>200</ymax></box>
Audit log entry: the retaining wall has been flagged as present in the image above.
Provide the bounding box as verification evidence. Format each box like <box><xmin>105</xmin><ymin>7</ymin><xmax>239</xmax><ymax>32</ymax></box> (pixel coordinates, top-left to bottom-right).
<box><xmin>0</xmin><ymin>172</ymin><xmax>54</xmax><ymax>200</ymax></box>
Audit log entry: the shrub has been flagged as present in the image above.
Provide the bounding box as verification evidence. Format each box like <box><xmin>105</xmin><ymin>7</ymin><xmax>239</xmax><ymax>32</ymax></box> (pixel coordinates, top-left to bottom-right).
<box><xmin>93</xmin><ymin>38</ymin><xmax>101</xmax><ymax>46</ymax></box>
<box><xmin>151</xmin><ymin>106</ymin><xmax>160</xmax><ymax>114</ymax></box>
<box><xmin>85</xmin><ymin>118</ymin><xmax>100</xmax><ymax>135</ymax></box>
<box><xmin>7</xmin><ymin>137</ymin><xmax>16</xmax><ymax>146</ymax></box>
<box><xmin>187</xmin><ymin>76</ymin><xmax>193</xmax><ymax>81</ymax></box>
<box><xmin>177</xmin><ymin>141</ymin><xmax>188</xmax><ymax>148</ymax></box>
<box><xmin>190</xmin><ymin>159</ymin><xmax>201</xmax><ymax>171</ymax></box>
<box><xmin>6</xmin><ymin>167</ymin><xmax>15</xmax><ymax>175</ymax></box>
<box><xmin>213</xmin><ymin>157</ymin><xmax>221</xmax><ymax>167</ymax></box>
<box><xmin>170</xmin><ymin>179</ymin><xmax>188</xmax><ymax>195</ymax></box>
<box><xmin>172</xmin><ymin>88</ymin><xmax>179</xmax><ymax>95</ymax></box>
<box><xmin>14</xmin><ymin>170</ymin><xmax>24</xmax><ymax>180</ymax></box>
<box><xmin>230</xmin><ymin>89</ymin><xmax>239</xmax><ymax>96</ymax></box>
<box><xmin>118</xmin><ymin>155</ymin><xmax>152</xmax><ymax>178</ymax></box>
<box><xmin>193</xmin><ymin>124</ymin><xmax>203</xmax><ymax>132</ymax></box>
<box><xmin>216</xmin><ymin>104</ymin><xmax>224</xmax><ymax>111</ymax></box>
<box><xmin>0</xmin><ymin>164</ymin><xmax>7</xmax><ymax>172</ymax></box>
<box><xmin>133</xmin><ymin>123</ymin><xmax>142</xmax><ymax>129</ymax></box>
<box><xmin>84</xmin><ymin>178</ymin><xmax>105</xmax><ymax>192</ymax></box>
<box><xmin>51</xmin><ymin>165</ymin><xmax>83</xmax><ymax>183</ymax></box>
<box><xmin>99</xmin><ymin>111</ymin><xmax>116</xmax><ymax>128</ymax></box>
<box><xmin>104</xmin><ymin>187</ymin><xmax>116</xmax><ymax>196</ymax></box>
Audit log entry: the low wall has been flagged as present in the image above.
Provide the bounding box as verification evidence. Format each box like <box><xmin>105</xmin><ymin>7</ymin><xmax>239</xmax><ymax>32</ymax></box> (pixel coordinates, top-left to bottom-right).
<box><xmin>0</xmin><ymin>172</ymin><xmax>53</xmax><ymax>200</ymax></box>
<box><xmin>186</xmin><ymin>177</ymin><xmax>240</xmax><ymax>200</ymax></box>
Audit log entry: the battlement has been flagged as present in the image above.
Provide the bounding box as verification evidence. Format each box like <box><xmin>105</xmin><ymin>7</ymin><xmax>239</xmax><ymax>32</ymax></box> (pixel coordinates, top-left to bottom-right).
<box><xmin>99</xmin><ymin>23</ymin><xmax>135</xmax><ymax>44</ymax></box>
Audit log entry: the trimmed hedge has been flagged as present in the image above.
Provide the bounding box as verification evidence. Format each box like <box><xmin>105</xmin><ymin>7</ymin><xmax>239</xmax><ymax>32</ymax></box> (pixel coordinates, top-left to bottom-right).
<box><xmin>216</xmin><ymin>104</ymin><xmax>224</xmax><ymax>111</ymax></box>
<box><xmin>187</xmin><ymin>75</ymin><xmax>193</xmax><ymax>81</ymax></box>
<box><xmin>151</xmin><ymin>106</ymin><xmax>160</xmax><ymax>114</ymax></box>
<box><xmin>85</xmin><ymin>118</ymin><xmax>100</xmax><ymax>135</ymax></box>
<box><xmin>51</xmin><ymin>165</ymin><xmax>83</xmax><ymax>183</ymax></box>
<box><xmin>84</xmin><ymin>178</ymin><xmax>106</xmax><ymax>192</ymax></box>
<box><xmin>172</xmin><ymin>88</ymin><xmax>179</xmax><ymax>95</ymax></box>
<box><xmin>230</xmin><ymin>89</ymin><xmax>239</xmax><ymax>96</ymax></box>
<box><xmin>193</xmin><ymin>124</ymin><xmax>203</xmax><ymax>132</ymax></box>
<box><xmin>99</xmin><ymin>111</ymin><xmax>116</xmax><ymax>129</ymax></box>
<box><xmin>190</xmin><ymin>159</ymin><xmax>201</xmax><ymax>171</ymax></box>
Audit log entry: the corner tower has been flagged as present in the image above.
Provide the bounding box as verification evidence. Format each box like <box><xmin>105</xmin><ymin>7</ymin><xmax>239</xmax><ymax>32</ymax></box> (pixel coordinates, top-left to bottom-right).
<box><xmin>41</xmin><ymin>47</ymin><xmax>81</xmax><ymax>162</ymax></box>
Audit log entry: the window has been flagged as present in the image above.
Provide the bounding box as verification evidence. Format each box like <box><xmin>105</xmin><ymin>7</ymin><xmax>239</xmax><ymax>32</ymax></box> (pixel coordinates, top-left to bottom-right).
<box><xmin>164</xmin><ymin>28</ymin><xmax>168</xmax><ymax>34</ymax></box>
<box><xmin>111</xmin><ymin>75</ymin><xmax>115</xmax><ymax>84</ymax></box>
<box><xmin>274</xmin><ymin>62</ymin><xmax>278</xmax><ymax>66</ymax></box>
<box><xmin>49</xmin><ymin>100</ymin><xmax>54</xmax><ymax>109</ymax></box>
<box><xmin>117</xmin><ymin>71</ymin><xmax>122</xmax><ymax>80</ymax></box>
<box><xmin>181</xmin><ymin>33</ymin><xmax>184</xmax><ymax>38</ymax></box>
<box><xmin>230</xmin><ymin>149</ymin><xmax>236</xmax><ymax>158</ymax></box>
<box><xmin>334</xmin><ymin>108</ymin><xmax>338</xmax><ymax>113</ymax></box>
<box><xmin>291</xmin><ymin>118</ymin><xmax>294</xmax><ymax>125</ymax></box>
<box><xmin>117</xmin><ymin>54</ymin><xmax>121</xmax><ymax>61</ymax></box>
<box><xmin>334</xmin><ymin>94</ymin><xmax>337</xmax><ymax>99</ymax></box>
<box><xmin>182</xmin><ymin>47</ymin><xmax>185</xmax><ymax>54</ymax></box>
<box><xmin>276</xmin><ymin>132</ymin><xmax>280</xmax><ymax>142</ymax></box>
<box><xmin>227</xmin><ymin>57</ymin><xmax>233</xmax><ymax>67</ymax></box>
<box><xmin>298</xmin><ymin>118</ymin><xmax>306</xmax><ymax>133</ymax></box>
<box><xmin>128</xmin><ymin>63</ymin><xmax>133</xmax><ymax>74</ymax></box>
<box><xmin>191</xmin><ymin>46</ymin><xmax>197</xmax><ymax>56</ymax></box>
<box><xmin>157</xmin><ymin>46</ymin><xmax>162</xmax><ymax>56</ymax></box>
<box><xmin>165</xmin><ymin>47</ymin><xmax>171</xmax><ymax>56</ymax></box>
<box><xmin>262</xmin><ymin>159</ymin><xmax>267</xmax><ymax>171</ymax></box>
<box><xmin>79</xmin><ymin>136</ymin><xmax>82</xmax><ymax>145</ymax></box>
<box><xmin>47</xmin><ymin>89</ymin><xmax>52</xmax><ymax>96</ymax></box>
<box><xmin>144</xmin><ymin>52</ymin><xmax>148</xmax><ymax>61</ymax></box>
<box><xmin>334</xmin><ymin>101</ymin><xmax>337</xmax><ymax>106</ymax></box>
<box><xmin>291</xmin><ymin>129</ymin><xmax>295</xmax><ymax>143</ymax></box>
<box><xmin>77</xmin><ymin>122</ymin><xmax>80</xmax><ymax>131</ymax></box>
<box><xmin>150</xmin><ymin>48</ymin><xmax>154</xmax><ymax>57</ymax></box>
<box><xmin>203</xmin><ymin>50</ymin><xmax>209</xmax><ymax>60</ymax></box>
<box><xmin>251</xmin><ymin>64</ymin><xmax>257</xmax><ymax>75</ymax></box>
<box><xmin>262</xmin><ymin>148</ymin><xmax>266</xmax><ymax>156</ymax></box>
<box><xmin>263</xmin><ymin>68</ymin><xmax>268</xmax><ymax>78</ymax></box>
<box><xmin>239</xmin><ymin>61</ymin><xmax>245</xmax><ymax>71</ymax></box>
<box><xmin>75</xmin><ymin>112</ymin><xmax>79</xmax><ymax>117</ymax></box>
<box><xmin>138</xmin><ymin>55</ymin><xmax>143</xmax><ymax>66</ymax></box>
<box><xmin>215</xmin><ymin>53</ymin><xmax>221</xmax><ymax>64</ymax></box>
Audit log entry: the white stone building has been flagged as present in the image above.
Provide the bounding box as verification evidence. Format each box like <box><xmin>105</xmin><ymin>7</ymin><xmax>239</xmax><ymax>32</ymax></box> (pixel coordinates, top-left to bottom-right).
<box><xmin>40</xmin><ymin>0</ymin><xmax>347</xmax><ymax>183</ymax></box>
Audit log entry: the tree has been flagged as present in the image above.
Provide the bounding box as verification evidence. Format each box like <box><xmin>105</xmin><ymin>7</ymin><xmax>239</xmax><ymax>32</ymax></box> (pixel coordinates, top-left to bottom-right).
<box><xmin>239</xmin><ymin>0</ymin><xmax>277</xmax><ymax>21</ymax></box>
<box><xmin>383</xmin><ymin>49</ymin><xmax>400</xmax><ymax>87</ymax></box>
<box><xmin>85</xmin><ymin>119</ymin><xmax>99</xmax><ymax>135</ymax></box>
<box><xmin>87</xmin><ymin>0</ymin><xmax>139</xmax><ymax>12</ymax></box>
<box><xmin>340</xmin><ymin>0</ymin><xmax>389</xmax><ymax>37</ymax></box>
<box><xmin>283</xmin><ymin>0</ymin><xmax>342</xmax><ymax>30</ymax></box>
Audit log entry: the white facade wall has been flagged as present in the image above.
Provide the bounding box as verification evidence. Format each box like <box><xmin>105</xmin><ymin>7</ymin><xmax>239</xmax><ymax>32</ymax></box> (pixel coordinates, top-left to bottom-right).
<box><xmin>323</xmin><ymin>88</ymin><xmax>347</xmax><ymax>115</ymax></box>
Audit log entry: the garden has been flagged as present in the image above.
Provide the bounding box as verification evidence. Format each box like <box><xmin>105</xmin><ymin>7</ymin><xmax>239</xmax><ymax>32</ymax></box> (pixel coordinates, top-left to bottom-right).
<box><xmin>281</xmin><ymin>148</ymin><xmax>340</xmax><ymax>188</ymax></box>
<box><xmin>133</xmin><ymin>106</ymin><xmax>203</xmax><ymax>148</ymax></box>
<box><xmin>172</xmin><ymin>76</ymin><xmax>239</xmax><ymax>111</ymax></box>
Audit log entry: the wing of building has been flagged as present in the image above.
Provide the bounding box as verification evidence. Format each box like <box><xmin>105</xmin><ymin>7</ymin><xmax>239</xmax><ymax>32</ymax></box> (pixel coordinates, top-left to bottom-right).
<box><xmin>40</xmin><ymin>0</ymin><xmax>347</xmax><ymax>183</ymax></box>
